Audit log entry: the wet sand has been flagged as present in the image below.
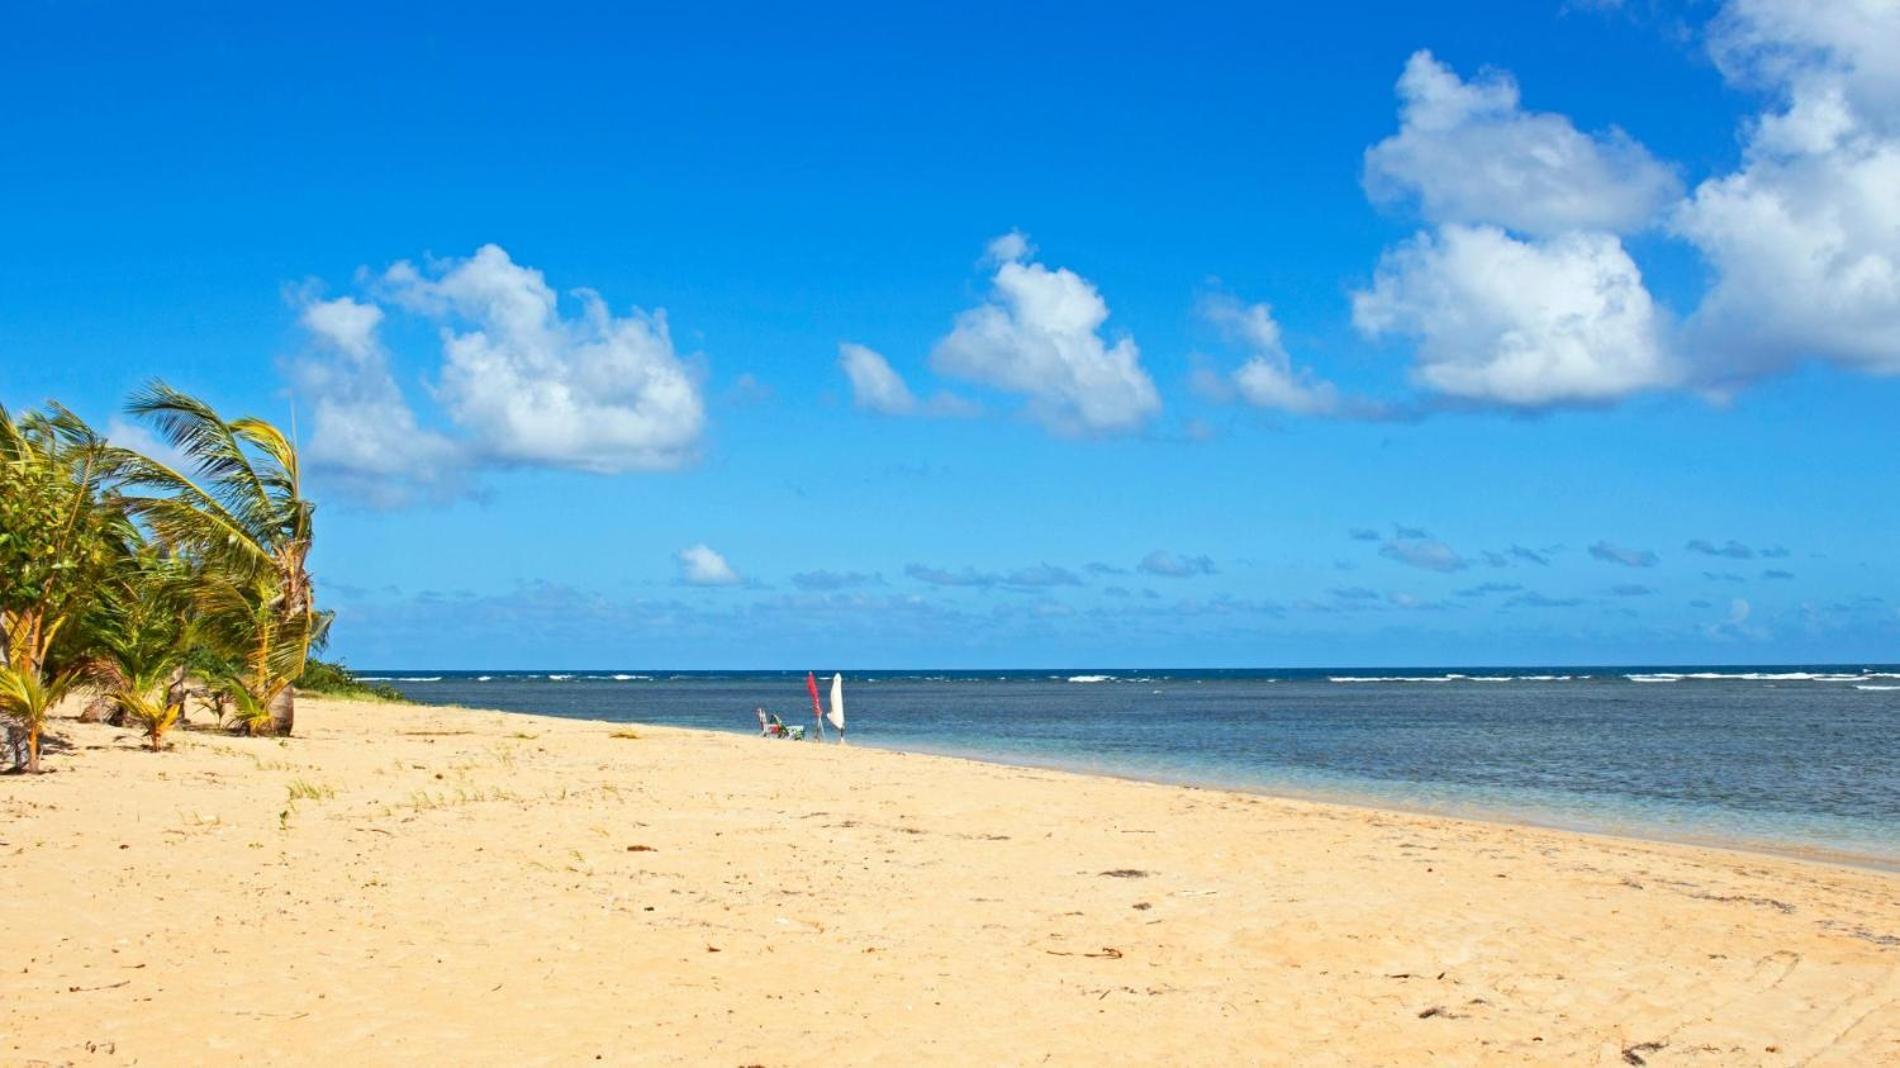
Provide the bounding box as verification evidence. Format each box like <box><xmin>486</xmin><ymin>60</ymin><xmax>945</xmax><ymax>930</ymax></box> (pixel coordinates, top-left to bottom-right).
<box><xmin>3</xmin><ymin>696</ymin><xmax>1896</xmax><ymax>1065</ymax></box>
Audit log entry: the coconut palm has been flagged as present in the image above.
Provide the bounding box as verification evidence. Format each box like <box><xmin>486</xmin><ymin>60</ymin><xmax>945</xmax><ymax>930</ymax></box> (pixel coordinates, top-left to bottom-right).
<box><xmin>116</xmin><ymin>383</ymin><xmax>316</xmax><ymax>735</ymax></box>
<box><xmin>85</xmin><ymin>543</ymin><xmax>196</xmax><ymax>750</ymax></box>
<box><xmin>0</xmin><ymin>403</ymin><xmax>128</xmax><ymax>678</ymax></box>
<box><xmin>0</xmin><ymin>663</ymin><xmax>76</xmax><ymax>772</ymax></box>
<box><xmin>113</xmin><ymin>686</ymin><xmax>182</xmax><ymax>752</ymax></box>
<box><xmin>195</xmin><ymin>569</ymin><xmax>320</xmax><ymax>736</ymax></box>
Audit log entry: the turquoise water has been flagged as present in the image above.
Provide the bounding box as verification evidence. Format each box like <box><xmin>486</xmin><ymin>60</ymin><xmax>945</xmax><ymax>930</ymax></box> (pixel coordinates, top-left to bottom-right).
<box><xmin>365</xmin><ymin>666</ymin><xmax>1900</xmax><ymax>866</ymax></box>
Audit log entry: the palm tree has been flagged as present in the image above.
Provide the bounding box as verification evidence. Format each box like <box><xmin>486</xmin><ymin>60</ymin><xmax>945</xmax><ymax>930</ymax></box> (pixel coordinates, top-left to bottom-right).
<box><xmin>195</xmin><ymin>569</ymin><xmax>318</xmax><ymax>735</ymax></box>
<box><xmin>85</xmin><ymin>542</ymin><xmax>196</xmax><ymax>750</ymax></box>
<box><xmin>0</xmin><ymin>403</ymin><xmax>128</xmax><ymax>677</ymax></box>
<box><xmin>0</xmin><ymin>663</ymin><xmax>76</xmax><ymax>772</ymax></box>
<box><xmin>116</xmin><ymin>383</ymin><xmax>316</xmax><ymax>735</ymax></box>
<box><xmin>1</xmin><ymin>403</ymin><xmax>126</xmax><ymax>769</ymax></box>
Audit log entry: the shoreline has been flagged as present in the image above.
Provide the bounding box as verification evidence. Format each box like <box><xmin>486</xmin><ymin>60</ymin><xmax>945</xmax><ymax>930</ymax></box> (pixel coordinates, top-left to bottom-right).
<box><xmin>783</xmin><ymin>734</ymin><xmax>1900</xmax><ymax>877</ymax></box>
<box><xmin>5</xmin><ymin>695</ymin><xmax>1897</xmax><ymax>1064</ymax></box>
<box><xmin>389</xmin><ymin>695</ymin><xmax>1900</xmax><ymax>875</ymax></box>
<box><xmin>849</xmin><ymin>738</ymin><xmax>1900</xmax><ymax>877</ymax></box>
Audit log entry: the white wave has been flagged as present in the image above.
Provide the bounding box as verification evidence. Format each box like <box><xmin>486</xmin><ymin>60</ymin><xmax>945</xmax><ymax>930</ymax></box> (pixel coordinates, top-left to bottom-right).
<box><xmin>1329</xmin><ymin>675</ymin><xmax>1454</xmax><ymax>683</ymax></box>
<box><xmin>355</xmin><ymin>676</ymin><xmax>394</xmax><ymax>681</ymax></box>
<box><xmin>1624</xmin><ymin>671</ymin><xmax>1828</xmax><ymax>682</ymax></box>
<box><xmin>1067</xmin><ymin>675</ymin><xmax>1114</xmax><ymax>683</ymax></box>
<box><xmin>476</xmin><ymin>676</ymin><xmax>492</xmax><ymax>682</ymax></box>
<box><xmin>1622</xmin><ymin>670</ymin><xmax>1889</xmax><ymax>683</ymax></box>
<box><xmin>401</xmin><ymin>676</ymin><xmax>444</xmax><ymax>683</ymax></box>
<box><xmin>1856</xmin><ymin>684</ymin><xmax>1900</xmax><ymax>692</ymax></box>
<box><xmin>549</xmin><ymin>674</ymin><xmax>574</xmax><ymax>681</ymax></box>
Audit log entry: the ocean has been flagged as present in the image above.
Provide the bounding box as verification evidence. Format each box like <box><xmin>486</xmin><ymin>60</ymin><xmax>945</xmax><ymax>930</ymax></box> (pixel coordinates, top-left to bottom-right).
<box><xmin>359</xmin><ymin>666</ymin><xmax>1900</xmax><ymax>867</ymax></box>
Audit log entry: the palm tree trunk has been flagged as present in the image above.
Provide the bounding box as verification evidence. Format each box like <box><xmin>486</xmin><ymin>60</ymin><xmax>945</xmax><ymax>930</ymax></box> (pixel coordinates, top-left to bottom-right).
<box><xmin>26</xmin><ymin>724</ymin><xmax>40</xmax><ymax>773</ymax></box>
<box><xmin>269</xmin><ymin>686</ymin><xmax>294</xmax><ymax>736</ymax></box>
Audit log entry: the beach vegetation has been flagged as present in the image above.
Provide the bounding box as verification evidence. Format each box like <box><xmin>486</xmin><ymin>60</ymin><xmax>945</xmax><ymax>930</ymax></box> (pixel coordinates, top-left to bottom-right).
<box><xmin>117</xmin><ymin>382</ymin><xmax>321</xmax><ymax>736</ymax></box>
<box><xmin>0</xmin><ymin>382</ymin><xmax>329</xmax><ymax>769</ymax></box>
<box><xmin>285</xmin><ymin>778</ymin><xmax>333</xmax><ymax>801</ymax></box>
<box><xmin>296</xmin><ymin>659</ymin><xmax>403</xmax><ymax>702</ymax></box>
<box><xmin>0</xmin><ymin>663</ymin><xmax>78</xmax><ymax>772</ymax></box>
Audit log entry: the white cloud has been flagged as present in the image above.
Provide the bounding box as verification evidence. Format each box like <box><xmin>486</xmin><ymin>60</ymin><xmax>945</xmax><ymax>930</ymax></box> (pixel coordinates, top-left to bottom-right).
<box><xmin>677</xmin><ymin>544</ymin><xmax>741</xmax><ymax>586</ymax></box>
<box><xmin>299</xmin><ymin>294</ymin><xmax>382</xmax><ymax>359</ymax></box>
<box><xmin>287</xmin><ymin>295</ymin><xmax>462</xmax><ymax>505</ymax></box>
<box><xmin>1364</xmin><ymin>51</ymin><xmax>1681</xmax><ymax>237</ymax></box>
<box><xmin>381</xmin><ymin>244</ymin><xmax>705</xmax><ymax>473</ymax></box>
<box><xmin>985</xmin><ymin>229</ymin><xmax>1033</xmax><ymax>264</ymax></box>
<box><xmin>837</xmin><ymin>342</ymin><xmax>980</xmax><ymax>418</ymax></box>
<box><xmin>1198</xmin><ymin>295</ymin><xmax>1346</xmax><ymax>416</ymax></box>
<box><xmin>1352</xmin><ymin>52</ymin><xmax>1681</xmax><ymax>410</ymax></box>
<box><xmin>839</xmin><ymin>343</ymin><xmax>917</xmax><ymax>414</ymax></box>
<box><xmin>1674</xmin><ymin>0</ymin><xmax>1900</xmax><ymax>381</ymax></box>
<box><xmin>1353</xmin><ymin>224</ymin><xmax>1677</xmax><ymax>406</ymax></box>
<box><xmin>930</xmin><ymin>234</ymin><xmax>1160</xmax><ymax>435</ymax></box>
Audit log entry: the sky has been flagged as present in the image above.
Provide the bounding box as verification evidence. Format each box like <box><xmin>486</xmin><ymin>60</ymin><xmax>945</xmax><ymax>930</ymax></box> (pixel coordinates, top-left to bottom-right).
<box><xmin>3</xmin><ymin>0</ymin><xmax>1898</xmax><ymax>668</ymax></box>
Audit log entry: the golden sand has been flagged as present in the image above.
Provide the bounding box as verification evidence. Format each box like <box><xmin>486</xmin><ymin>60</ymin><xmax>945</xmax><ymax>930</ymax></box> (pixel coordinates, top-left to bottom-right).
<box><xmin>2</xmin><ymin>697</ymin><xmax>1896</xmax><ymax>1065</ymax></box>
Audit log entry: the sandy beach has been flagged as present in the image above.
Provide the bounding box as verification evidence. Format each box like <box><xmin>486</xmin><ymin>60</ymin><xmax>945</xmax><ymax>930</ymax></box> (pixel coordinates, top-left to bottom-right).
<box><xmin>2</xmin><ymin>696</ymin><xmax>1896</xmax><ymax>1066</ymax></box>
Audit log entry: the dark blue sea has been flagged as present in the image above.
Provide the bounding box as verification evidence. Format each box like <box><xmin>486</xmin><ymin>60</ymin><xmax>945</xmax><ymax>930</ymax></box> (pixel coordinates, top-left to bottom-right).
<box><xmin>360</xmin><ymin>666</ymin><xmax>1900</xmax><ymax>866</ymax></box>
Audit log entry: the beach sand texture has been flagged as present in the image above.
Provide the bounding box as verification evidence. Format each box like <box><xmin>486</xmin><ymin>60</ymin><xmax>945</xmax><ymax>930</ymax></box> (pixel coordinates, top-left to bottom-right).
<box><xmin>3</xmin><ymin>697</ymin><xmax>1896</xmax><ymax>1065</ymax></box>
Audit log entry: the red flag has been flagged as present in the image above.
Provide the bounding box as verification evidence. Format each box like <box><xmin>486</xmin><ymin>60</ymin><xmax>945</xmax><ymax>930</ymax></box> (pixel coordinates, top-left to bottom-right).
<box><xmin>806</xmin><ymin>671</ymin><xmax>824</xmax><ymax>725</ymax></box>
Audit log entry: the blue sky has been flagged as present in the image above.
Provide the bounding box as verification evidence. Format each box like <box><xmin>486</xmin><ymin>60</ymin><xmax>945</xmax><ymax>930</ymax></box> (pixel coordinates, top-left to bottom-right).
<box><xmin>4</xmin><ymin>1</ymin><xmax>1897</xmax><ymax>668</ymax></box>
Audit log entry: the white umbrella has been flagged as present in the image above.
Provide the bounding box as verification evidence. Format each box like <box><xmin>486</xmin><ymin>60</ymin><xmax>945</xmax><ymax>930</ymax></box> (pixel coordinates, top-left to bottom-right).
<box><xmin>825</xmin><ymin>673</ymin><xmax>845</xmax><ymax>739</ymax></box>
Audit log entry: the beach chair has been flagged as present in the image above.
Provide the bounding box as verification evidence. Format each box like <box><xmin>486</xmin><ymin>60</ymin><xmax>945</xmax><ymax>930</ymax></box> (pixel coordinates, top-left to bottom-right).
<box><xmin>755</xmin><ymin>708</ymin><xmax>805</xmax><ymax>740</ymax></box>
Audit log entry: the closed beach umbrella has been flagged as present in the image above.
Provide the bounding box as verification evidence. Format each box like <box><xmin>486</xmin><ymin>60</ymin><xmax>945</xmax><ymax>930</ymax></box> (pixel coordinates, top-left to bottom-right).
<box><xmin>805</xmin><ymin>671</ymin><xmax>825</xmax><ymax>738</ymax></box>
<box><xmin>826</xmin><ymin>673</ymin><xmax>845</xmax><ymax>738</ymax></box>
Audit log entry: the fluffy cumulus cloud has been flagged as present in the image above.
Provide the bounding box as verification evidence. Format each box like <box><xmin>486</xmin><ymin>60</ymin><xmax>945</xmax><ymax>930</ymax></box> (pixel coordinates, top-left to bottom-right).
<box><xmin>1349</xmin><ymin>7</ymin><xmax>1900</xmax><ymax>406</ymax></box>
<box><xmin>1364</xmin><ymin>51</ymin><xmax>1681</xmax><ymax>237</ymax></box>
<box><xmin>380</xmin><ymin>244</ymin><xmax>704</xmax><ymax>474</ymax></box>
<box><xmin>1674</xmin><ymin>0</ymin><xmax>1900</xmax><ymax>382</ymax></box>
<box><xmin>1197</xmin><ymin>295</ymin><xmax>1348</xmax><ymax>416</ymax></box>
<box><xmin>286</xmin><ymin>295</ymin><xmax>462</xmax><ymax>505</ymax></box>
<box><xmin>286</xmin><ymin>246</ymin><xmax>709</xmax><ymax>505</ymax></box>
<box><xmin>1353</xmin><ymin>224</ymin><xmax>1677</xmax><ymax>406</ymax></box>
<box><xmin>930</xmin><ymin>234</ymin><xmax>1160</xmax><ymax>435</ymax></box>
<box><xmin>1351</xmin><ymin>51</ymin><xmax>1684</xmax><ymax>409</ymax></box>
<box><xmin>677</xmin><ymin>544</ymin><xmax>742</xmax><ymax>586</ymax></box>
